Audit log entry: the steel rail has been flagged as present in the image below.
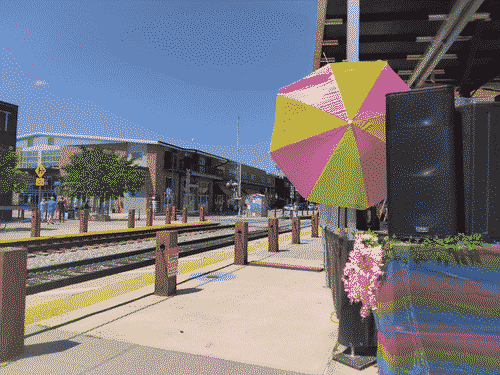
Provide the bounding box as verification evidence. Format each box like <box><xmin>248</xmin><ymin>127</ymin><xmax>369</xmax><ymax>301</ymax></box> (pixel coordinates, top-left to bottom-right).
<box><xmin>26</xmin><ymin>222</ymin><xmax>312</xmax><ymax>295</ymax></box>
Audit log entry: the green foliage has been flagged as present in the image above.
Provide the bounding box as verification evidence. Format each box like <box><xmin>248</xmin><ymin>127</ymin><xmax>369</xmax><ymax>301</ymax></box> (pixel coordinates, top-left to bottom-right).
<box><xmin>0</xmin><ymin>145</ymin><xmax>28</xmax><ymax>194</ymax></box>
<box><xmin>380</xmin><ymin>232</ymin><xmax>492</xmax><ymax>266</ymax></box>
<box><xmin>60</xmin><ymin>146</ymin><xmax>147</xmax><ymax>210</ymax></box>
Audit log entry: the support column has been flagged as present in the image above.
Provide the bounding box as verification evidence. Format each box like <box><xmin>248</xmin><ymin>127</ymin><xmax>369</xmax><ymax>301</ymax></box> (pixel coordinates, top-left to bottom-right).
<box><xmin>292</xmin><ymin>216</ymin><xmax>301</xmax><ymax>244</ymax></box>
<box><xmin>30</xmin><ymin>210</ymin><xmax>41</xmax><ymax>238</ymax></box>
<box><xmin>128</xmin><ymin>209</ymin><xmax>135</xmax><ymax>229</ymax></box>
<box><xmin>234</xmin><ymin>221</ymin><xmax>248</xmax><ymax>265</ymax></box>
<box><xmin>79</xmin><ymin>209</ymin><xmax>89</xmax><ymax>233</ymax></box>
<box><xmin>155</xmin><ymin>230</ymin><xmax>178</xmax><ymax>296</ymax></box>
<box><xmin>146</xmin><ymin>208</ymin><xmax>153</xmax><ymax>227</ymax></box>
<box><xmin>312</xmin><ymin>212</ymin><xmax>319</xmax><ymax>238</ymax></box>
<box><xmin>182</xmin><ymin>207</ymin><xmax>187</xmax><ymax>223</ymax></box>
<box><xmin>171</xmin><ymin>205</ymin><xmax>176</xmax><ymax>222</ymax></box>
<box><xmin>199</xmin><ymin>206</ymin><xmax>205</xmax><ymax>222</ymax></box>
<box><xmin>0</xmin><ymin>247</ymin><xmax>27</xmax><ymax>361</ymax></box>
<box><xmin>165</xmin><ymin>207</ymin><xmax>171</xmax><ymax>225</ymax></box>
<box><xmin>268</xmin><ymin>218</ymin><xmax>279</xmax><ymax>252</ymax></box>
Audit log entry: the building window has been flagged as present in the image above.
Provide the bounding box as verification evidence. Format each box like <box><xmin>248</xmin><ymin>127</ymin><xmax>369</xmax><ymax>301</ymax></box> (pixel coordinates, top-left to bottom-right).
<box><xmin>242</xmin><ymin>172</ymin><xmax>248</xmax><ymax>180</ymax></box>
<box><xmin>47</xmin><ymin>137</ymin><xmax>55</xmax><ymax>145</ymax></box>
<box><xmin>250</xmin><ymin>174</ymin><xmax>255</xmax><ymax>180</ymax></box>
<box><xmin>20</xmin><ymin>151</ymin><xmax>38</xmax><ymax>169</ymax></box>
<box><xmin>41</xmin><ymin>150</ymin><xmax>60</xmax><ymax>168</ymax></box>
<box><xmin>27</xmin><ymin>137</ymin><xmax>34</xmax><ymax>147</ymax></box>
<box><xmin>131</xmin><ymin>152</ymin><xmax>142</xmax><ymax>160</ymax></box>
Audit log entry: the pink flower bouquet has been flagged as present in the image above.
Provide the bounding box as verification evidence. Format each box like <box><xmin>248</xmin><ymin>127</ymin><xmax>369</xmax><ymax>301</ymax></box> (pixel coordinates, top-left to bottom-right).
<box><xmin>341</xmin><ymin>231</ymin><xmax>385</xmax><ymax>319</ymax></box>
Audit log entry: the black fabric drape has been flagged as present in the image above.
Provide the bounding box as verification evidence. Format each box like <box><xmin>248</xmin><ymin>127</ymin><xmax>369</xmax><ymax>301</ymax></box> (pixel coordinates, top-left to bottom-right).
<box><xmin>324</xmin><ymin>228</ymin><xmax>377</xmax><ymax>348</ymax></box>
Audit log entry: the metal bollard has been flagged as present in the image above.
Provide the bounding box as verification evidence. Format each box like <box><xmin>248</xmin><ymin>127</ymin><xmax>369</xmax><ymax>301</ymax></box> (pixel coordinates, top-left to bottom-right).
<box><xmin>312</xmin><ymin>212</ymin><xmax>319</xmax><ymax>238</ymax></box>
<box><xmin>268</xmin><ymin>218</ymin><xmax>279</xmax><ymax>252</ymax></box>
<box><xmin>146</xmin><ymin>208</ymin><xmax>153</xmax><ymax>227</ymax></box>
<box><xmin>182</xmin><ymin>207</ymin><xmax>187</xmax><ymax>223</ymax></box>
<box><xmin>0</xmin><ymin>247</ymin><xmax>27</xmax><ymax>361</ymax></box>
<box><xmin>155</xmin><ymin>230</ymin><xmax>178</xmax><ymax>296</ymax></box>
<box><xmin>79</xmin><ymin>209</ymin><xmax>89</xmax><ymax>233</ymax></box>
<box><xmin>292</xmin><ymin>216</ymin><xmax>301</xmax><ymax>244</ymax></box>
<box><xmin>235</xmin><ymin>222</ymin><xmax>248</xmax><ymax>265</ymax></box>
<box><xmin>128</xmin><ymin>209</ymin><xmax>135</xmax><ymax>228</ymax></box>
<box><xmin>165</xmin><ymin>207</ymin><xmax>171</xmax><ymax>225</ymax></box>
<box><xmin>199</xmin><ymin>206</ymin><xmax>205</xmax><ymax>222</ymax></box>
<box><xmin>30</xmin><ymin>211</ymin><xmax>41</xmax><ymax>238</ymax></box>
<box><xmin>171</xmin><ymin>205</ymin><xmax>176</xmax><ymax>222</ymax></box>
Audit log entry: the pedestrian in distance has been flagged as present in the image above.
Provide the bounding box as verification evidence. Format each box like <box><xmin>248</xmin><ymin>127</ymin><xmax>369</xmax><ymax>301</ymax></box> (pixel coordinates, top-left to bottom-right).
<box><xmin>293</xmin><ymin>202</ymin><xmax>298</xmax><ymax>218</ymax></box>
<box><xmin>57</xmin><ymin>197</ymin><xmax>66</xmax><ymax>223</ymax></box>
<box><xmin>40</xmin><ymin>199</ymin><xmax>47</xmax><ymax>222</ymax></box>
<box><xmin>46</xmin><ymin>197</ymin><xmax>57</xmax><ymax>224</ymax></box>
<box><xmin>84</xmin><ymin>202</ymin><xmax>90</xmax><ymax>210</ymax></box>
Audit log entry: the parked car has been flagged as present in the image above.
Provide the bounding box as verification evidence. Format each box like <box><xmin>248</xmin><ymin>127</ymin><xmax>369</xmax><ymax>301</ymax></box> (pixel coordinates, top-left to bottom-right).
<box><xmin>284</xmin><ymin>204</ymin><xmax>294</xmax><ymax>211</ymax></box>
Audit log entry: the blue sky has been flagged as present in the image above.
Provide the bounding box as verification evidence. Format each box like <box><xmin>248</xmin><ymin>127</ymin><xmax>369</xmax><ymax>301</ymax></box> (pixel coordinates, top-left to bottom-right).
<box><xmin>1</xmin><ymin>0</ymin><xmax>318</xmax><ymax>175</ymax></box>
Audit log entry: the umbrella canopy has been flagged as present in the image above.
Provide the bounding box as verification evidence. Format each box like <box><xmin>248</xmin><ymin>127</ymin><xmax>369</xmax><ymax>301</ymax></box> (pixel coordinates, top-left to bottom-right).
<box><xmin>270</xmin><ymin>60</ymin><xmax>410</xmax><ymax>210</ymax></box>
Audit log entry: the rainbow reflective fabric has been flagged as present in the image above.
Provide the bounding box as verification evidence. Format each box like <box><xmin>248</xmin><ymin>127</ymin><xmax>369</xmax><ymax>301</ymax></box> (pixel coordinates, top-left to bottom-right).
<box><xmin>373</xmin><ymin>245</ymin><xmax>500</xmax><ymax>375</ymax></box>
<box><xmin>270</xmin><ymin>61</ymin><xmax>410</xmax><ymax>210</ymax></box>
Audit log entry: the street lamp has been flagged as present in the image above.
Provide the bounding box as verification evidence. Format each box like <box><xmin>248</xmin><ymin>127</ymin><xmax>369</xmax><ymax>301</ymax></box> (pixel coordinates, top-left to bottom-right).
<box><xmin>226</xmin><ymin>179</ymin><xmax>241</xmax><ymax>216</ymax></box>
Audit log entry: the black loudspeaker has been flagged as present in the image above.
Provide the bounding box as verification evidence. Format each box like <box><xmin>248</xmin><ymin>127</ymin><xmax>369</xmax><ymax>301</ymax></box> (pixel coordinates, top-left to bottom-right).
<box><xmin>455</xmin><ymin>102</ymin><xmax>500</xmax><ymax>242</ymax></box>
<box><xmin>386</xmin><ymin>85</ymin><xmax>458</xmax><ymax>240</ymax></box>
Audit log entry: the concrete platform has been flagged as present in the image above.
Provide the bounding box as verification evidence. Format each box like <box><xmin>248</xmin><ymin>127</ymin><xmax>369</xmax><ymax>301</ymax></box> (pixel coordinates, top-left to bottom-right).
<box><xmin>0</xmin><ymin>227</ymin><xmax>378</xmax><ymax>374</ymax></box>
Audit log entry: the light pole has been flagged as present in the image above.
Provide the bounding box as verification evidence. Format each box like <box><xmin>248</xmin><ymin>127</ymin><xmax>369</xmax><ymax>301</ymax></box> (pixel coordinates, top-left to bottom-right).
<box><xmin>236</xmin><ymin>117</ymin><xmax>242</xmax><ymax>216</ymax></box>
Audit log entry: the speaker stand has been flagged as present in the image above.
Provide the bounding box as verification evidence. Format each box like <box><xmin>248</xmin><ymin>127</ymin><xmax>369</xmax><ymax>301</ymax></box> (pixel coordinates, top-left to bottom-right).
<box><xmin>331</xmin><ymin>343</ymin><xmax>377</xmax><ymax>370</ymax></box>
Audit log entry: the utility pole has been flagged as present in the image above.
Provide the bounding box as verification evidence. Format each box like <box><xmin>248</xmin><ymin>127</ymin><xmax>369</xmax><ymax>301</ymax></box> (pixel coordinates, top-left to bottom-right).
<box><xmin>237</xmin><ymin>116</ymin><xmax>242</xmax><ymax>217</ymax></box>
<box><xmin>184</xmin><ymin>169</ymin><xmax>198</xmax><ymax>213</ymax></box>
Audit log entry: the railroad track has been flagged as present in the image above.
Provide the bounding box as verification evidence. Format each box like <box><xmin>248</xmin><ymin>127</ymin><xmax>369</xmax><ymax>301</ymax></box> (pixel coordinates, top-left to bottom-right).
<box><xmin>26</xmin><ymin>221</ymin><xmax>312</xmax><ymax>295</ymax></box>
<box><xmin>26</xmin><ymin>223</ymin><xmax>228</xmax><ymax>254</ymax></box>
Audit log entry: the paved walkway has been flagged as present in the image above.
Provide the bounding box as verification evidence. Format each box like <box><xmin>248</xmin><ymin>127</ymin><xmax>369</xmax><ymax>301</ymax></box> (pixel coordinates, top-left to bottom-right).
<box><xmin>0</xmin><ymin>227</ymin><xmax>378</xmax><ymax>374</ymax></box>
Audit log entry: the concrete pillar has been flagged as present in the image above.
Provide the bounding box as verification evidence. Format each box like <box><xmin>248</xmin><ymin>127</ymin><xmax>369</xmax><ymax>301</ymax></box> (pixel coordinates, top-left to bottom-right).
<box><xmin>128</xmin><ymin>209</ymin><xmax>135</xmax><ymax>229</ymax></box>
<box><xmin>0</xmin><ymin>247</ymin><xmax>27</xmax><ymax>361</ymax></box>
<box><xmin>146</xmin><ymin>208</ymin><xmax>153</xmax><ymax>227</ymax></box>
<box><xmin>292</xmin><ymin>216</ymin><xmax>301</xmax><ymax>244</ymax></box>
<box><xmin>79</xmin><ymin>209</ymin><xmax>89</xmax><ymax>233</ymax></box>
<box><xmin>347</xmin><ymin>0</ymin><xmax>360</xmax><ymax>63</ymax></box>
<box><xmin>165</xmin><ymin>207</ymin><xmax>171</xmax><ymax>225</ymax></box>
<box><xmin>171</xmin><ymin>205</ymin><xmax>176</xmax><ymax>222</ymax></box>
<box><xmin>235</xmin><ymin>221</ymin><xmax>248</xmax><ymax>265</ymax></box>
<box><xmin>30</xmin><ymin>210</ymin><xmax>41</xmax><ymax>238</ymax></box>
<box><xmin>312</xmin><ymin>212</ymin><xmax>319</xmax><ymax>238</ymax></box>
<box><xmin>268</xmin><ymin>218</ymin><xmax>279</xmax><ymax>252</ymax></box>
<box><xmin>155</xmin><ymin>230</ymin><xmax>178</xmax><ymax>296</ymax></box>
<box><xmin>199</xmin><ymin>206</ymin><xmax>205</xmax><ymax>222</ymax></box>
<box><xmin>182</xmin><ymin>207</ymin><xmax>187</xmax><ymax>223</ymax></box>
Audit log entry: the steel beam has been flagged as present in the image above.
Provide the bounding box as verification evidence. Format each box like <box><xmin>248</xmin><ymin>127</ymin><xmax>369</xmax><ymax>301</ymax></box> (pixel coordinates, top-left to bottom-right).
<box><xmin>408</xmin><ymin>0</ymin><xmax>485</xmax><ymax>88</ymax></box>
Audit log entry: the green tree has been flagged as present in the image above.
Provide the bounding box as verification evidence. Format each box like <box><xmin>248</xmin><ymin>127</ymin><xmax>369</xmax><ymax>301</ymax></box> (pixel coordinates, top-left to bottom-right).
<box><xmin>60</xmin><ymin>146</ymin><xmax>147</xmax><ymax>215</ymax></box>
<box><xmin>0</xmin><ymin>145</ymin><xmax>29</xmax><ymax>228</ymax></box>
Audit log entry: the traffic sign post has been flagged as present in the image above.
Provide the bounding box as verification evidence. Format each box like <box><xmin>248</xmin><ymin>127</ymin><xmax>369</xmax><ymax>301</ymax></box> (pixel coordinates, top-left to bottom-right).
<box><xmin>35</xmin><ymin>164</ymin><xmax>46</xmax><ymax>212</ymax></box>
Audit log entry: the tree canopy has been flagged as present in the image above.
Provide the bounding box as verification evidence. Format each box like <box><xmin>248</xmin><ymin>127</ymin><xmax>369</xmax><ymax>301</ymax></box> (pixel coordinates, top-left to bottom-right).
<box><xmin>0</xmin><ymin>145</ymin><xmax>28</xmax><ymax>195</ymax></box>
<box><xmin>60</xmin><ymin>146</ymin><xmax>147</xmax><ymax>213</ymax></box>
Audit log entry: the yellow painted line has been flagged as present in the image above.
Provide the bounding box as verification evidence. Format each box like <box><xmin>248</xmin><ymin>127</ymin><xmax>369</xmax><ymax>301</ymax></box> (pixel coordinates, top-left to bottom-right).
<box><xmin>24</xmin><ymin>229</ymin><xmax>313</xmax><ymax>326</ymax></box>
<box><xmin>0</xmin><ymin>221</ymin><xmax>210</xmax><ymax>245</ymax></box>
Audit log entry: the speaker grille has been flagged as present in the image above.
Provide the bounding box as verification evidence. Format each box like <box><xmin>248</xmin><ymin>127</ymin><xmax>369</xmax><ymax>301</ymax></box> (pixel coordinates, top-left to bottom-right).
<box><xmin>386</xmin><ymin>85</ymin><xmax>457</xmax><ymax>239</ymax></box>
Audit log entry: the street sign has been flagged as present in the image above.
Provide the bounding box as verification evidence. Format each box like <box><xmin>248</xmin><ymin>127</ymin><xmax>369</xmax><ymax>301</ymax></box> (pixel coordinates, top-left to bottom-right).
<box><xmin>36</xmin><ymin>178</ymin><xmax>45</xmax><ymax>186</ymax></box>
<box><xmin>35</xmin><ymin>164</ymin><xmax>46</xmax><ymax>178</ymax></box>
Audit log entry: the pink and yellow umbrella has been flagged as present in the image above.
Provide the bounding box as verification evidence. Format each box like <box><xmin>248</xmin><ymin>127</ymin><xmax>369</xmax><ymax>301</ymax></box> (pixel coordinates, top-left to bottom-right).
<box><xmin>270</xmin><ymin>60</ymin><xmax>410</xmax><ymax>210</ymax></box>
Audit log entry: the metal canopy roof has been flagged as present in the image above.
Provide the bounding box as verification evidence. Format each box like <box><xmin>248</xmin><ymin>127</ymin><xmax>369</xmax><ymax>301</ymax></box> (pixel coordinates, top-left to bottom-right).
<box><xmin>314</xmin><ymin>0</ymin><xmax>500</xmax><ymax>98</ymax></box>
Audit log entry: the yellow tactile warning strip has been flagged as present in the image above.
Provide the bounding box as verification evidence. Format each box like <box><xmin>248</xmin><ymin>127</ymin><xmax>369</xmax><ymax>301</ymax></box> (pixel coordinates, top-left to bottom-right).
<box><xmin>24</xmin><ymin>228</ymin><xmax>317</xmax><ymax>326</ymax></box>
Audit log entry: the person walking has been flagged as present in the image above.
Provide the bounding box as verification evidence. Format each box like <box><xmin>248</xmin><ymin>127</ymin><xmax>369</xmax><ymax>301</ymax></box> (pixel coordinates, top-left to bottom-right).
<box><xmin>46</xmin><ymin>197</ymin><xmax>57</xmax><ymax>224</ymax></box>
<box><xmin>57</xmin><ymin>197</ymin><xmax>66</xmax><ymax>223</ymax></box>
<box><xmin>293</xmin><ymin>202</ymin><xmax>298</xmax><ymax>218</ymax></box>
<box><xmin>40</xmin><ymin>199</ymin><xmax>47</xmax><ymax>222</ymax></box>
